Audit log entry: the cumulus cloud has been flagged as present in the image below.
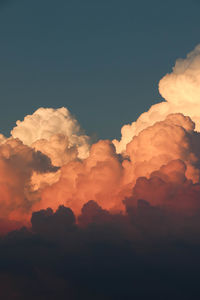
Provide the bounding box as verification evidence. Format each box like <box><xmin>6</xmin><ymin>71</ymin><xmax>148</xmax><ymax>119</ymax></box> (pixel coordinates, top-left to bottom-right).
<box><xmin>28</xmin><ymin>112</ymin><xmax>200</xmax><ymax>218</ymax></box>
<box><xmin>125</xmin><ymin>159</ymin><xmax>200</xmax><ymax>216</ymax></box>
<box><xmin>1</xmin><ymin>44</ymin><xmax>200</xmax><ymax>300</ymax></box>
<box><xmin>8</xmin><ymin>107</ymin><xmax>91</xmax><ymax>198</ymax></box>
<box><xmin>11</xmin><ymin>107</ymin><xmax>90</xmax><ymax>163</ymax></box>
<box><xmin>1</xmin><ymin>45</ymin><xmax>200</xmax><ymax>238</ymax></box>
<box><xmin>113</xmin><ymin>44</ymin><xmax>200</xmax><ymax>153</ymax></box>
<box><xmin>34</xmin><ymin>140</ymin><xmax>124</xmax><ymax>215</ymax></box>
<box><xmin>159</xmin><ymin>44</ymin><xmax>200</xmax><ymax>105</ymax></box>
<box><xmin>32</xmin><ymin>134</ymin><xmax>78</xmax><ymax>167</ymax></box>
<box><xmin>0</xmin><ymin>138</ymin><xmax>57</xmax><ymax>231</ymax></box>
<box><xmin>124</xmin><ymin>113</ymin><xmax>200</xmax><ymax>183</ymax></box>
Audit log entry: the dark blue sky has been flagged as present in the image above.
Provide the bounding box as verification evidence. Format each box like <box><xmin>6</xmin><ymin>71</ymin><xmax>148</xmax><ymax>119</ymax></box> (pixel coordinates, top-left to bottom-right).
<box><xmin>0</xmin><ymin>0</ymin><xmax>200</xmax><ymax>139</ymax></box>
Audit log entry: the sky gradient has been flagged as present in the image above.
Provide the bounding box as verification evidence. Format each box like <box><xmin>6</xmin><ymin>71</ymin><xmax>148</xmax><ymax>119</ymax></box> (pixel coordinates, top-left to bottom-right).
<box><xmin>1</xmin><ymin>0</ymin><xmax>200</xmax><ymax>139</ymax></box>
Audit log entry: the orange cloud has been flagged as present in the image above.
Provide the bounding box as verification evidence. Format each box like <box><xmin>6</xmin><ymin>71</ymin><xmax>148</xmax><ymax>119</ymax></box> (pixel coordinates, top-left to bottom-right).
<box><xmin>2</xmin><ymin>46</ymin><xmax>200</xmax><ymax>232</ymax></box>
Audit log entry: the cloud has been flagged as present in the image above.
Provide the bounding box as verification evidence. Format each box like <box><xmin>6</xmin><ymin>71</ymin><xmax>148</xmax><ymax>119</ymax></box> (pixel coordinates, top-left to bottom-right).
<box><xmin>124</xmin><ymin>113</ymin><xmax>200</xmax><ymax>183</ymax></box>
<box><xmin>34</xmin><ymin>139</ymin><xmax>124</xmax><ymax>215</ymax></box>
<box><xmin>28</xmin><ymin>112</ymin><xmax>200</xmax><ymax>219</ymax></box>
<box><xmin>1</xmin><ymin>199</ymin><xmax>200</xmax><ymax>299</ymax></box>
<box><xmin>159</xmin><ymin>45</ymin><xmax>200</xmax><ymax>105</ymax></box>
<box><xmin>113</xmin><ymin>44</ymin><xmax>200</xmax><ymax>153</ymax></box>
<box><xmin>31</xmin><ymin>205</ymin><xmax>76</xmax><ymax>238</ymax></box>
<box><xmin>1</xmin><ymin>47</ymin><xmax>200</xmax><ymax>300</ymax></box>
<box><xmin>11</xmin><ymin>107</ymin><xmax>90</xmax><ymax>163</ymax></box>
<box><xmin>1</xmin><ymin>112</ymin><xmax>200</xmax><ymax>234</ymax></box>
<box><xmin>0</xmin><ymin>138</ymin><xmax>57</xmax><ymax>231</ymax></box>
<box><xmin>78</xmin><ymin>200</ymin><xmax>110</xmax><ymax>226</ymax></box>
<box><xmin>125</xmin><ymin>159</ymin><xmax>200</xmax><ymax>216</ymax></box>
<box><xmin>1</xmin><ymin>45</ymin><xmax>200</xmax><ymax>227</ymax></box>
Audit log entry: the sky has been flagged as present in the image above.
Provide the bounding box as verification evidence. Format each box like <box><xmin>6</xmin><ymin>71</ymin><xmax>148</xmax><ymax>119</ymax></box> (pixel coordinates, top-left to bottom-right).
<box><xmin>0</xmin><ymin>0</ymin><xmax>200</xmax><ymax>139</ymax></box>
<box><xmin>2</xmin><ymin>1</ymin><xmax>200</xmax><ymax>299</ymax></box>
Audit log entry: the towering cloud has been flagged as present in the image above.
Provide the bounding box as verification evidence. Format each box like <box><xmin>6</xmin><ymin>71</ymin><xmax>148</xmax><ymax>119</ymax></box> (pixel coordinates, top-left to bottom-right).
<box><xmin>1</xmin><ymin>45</ymin><xmax>200</xmax><ymax>234</ymax></box>
<box><xmin>159</xmin><ymin>44</ymin><xmax>200</xmax><ymax>106</ymax></box>
<box><xmin>32</xmin><ymin>113</ymin><xmax>200</xmax><ymax>216</ymax></box>
<box><xmin>11</xmin><ymin>107</ymin><xmax>90</xmax><ymax>164</ymax></box>
<box><xmin>2</xmin><ymin>45</ymin><xmax>200</xmax><ymax>299</ymax></box>
<box><xmin>113</xmin><ymin>44</ymin><xmax>200</xmax><ymax>153</ymax></box>
<box><xmin>124</xmin><ymin>113</ymin><xmax>200</xmax><ymax>183</ymax></box>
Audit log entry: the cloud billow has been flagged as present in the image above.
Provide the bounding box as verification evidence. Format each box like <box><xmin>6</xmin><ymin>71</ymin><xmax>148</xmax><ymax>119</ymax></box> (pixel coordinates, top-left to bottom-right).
<box><xmin>2</xmin><ymin>44</ymin><xmax>200</xmax><ymax>298</ymax></box>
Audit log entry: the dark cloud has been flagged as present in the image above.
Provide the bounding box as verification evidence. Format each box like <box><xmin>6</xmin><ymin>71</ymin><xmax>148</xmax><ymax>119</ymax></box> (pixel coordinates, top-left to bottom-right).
<box><xmin>29</xmin><ymin>151</ymin><xmax>59</xmax><ymax>173</ymax></box>
<box><xmin>31</xmin><ymin>205</ymin><xmax>76</xmax><ymax>238</ymax></box>
<box><xmin>78</xmin><ymin>200</ymin><xmax>110</xmax><ymax>226</ymax></box>
<box><xmin>1</xmin><ymin>197</ymin><xmax>200</xmax><ymax>299</ymax></box>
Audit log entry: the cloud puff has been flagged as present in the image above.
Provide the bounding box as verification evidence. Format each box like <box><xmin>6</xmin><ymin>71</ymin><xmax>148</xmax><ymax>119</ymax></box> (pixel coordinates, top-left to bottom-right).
<box><xmin>113</xmin><ymin>45</ymin><xmax>200</xmax><ymax>153</ymax></box>
<box><xmin>1</xmin><ymin>110</ymin><xmax>200</xmax><ymax>232</ymax></box>
<box><xmin>0</xmin><ymin>138</ymin><xmax>57</xmax><ymax>230</ymax></box>
<box><xmin>125</xmin><ymin>159</ymin><xmax>200</xmax><ymax>216</ymax></box>
<box><xmin>159</xmin><ymin>44</ymin><xmax>200</xmax><ymax>105</ymax></box>
<box><xmin>32</xmin><ymin>134</ymin><xmax>78</xmax><ymax>167</ymax></box>
<box><xmin>30</xmin><ymin>113</ymin><xmax>200</xmax><ymax>218</ymax></box>
<box><xmin>1</xmin><ymin>45</ymin><xmax>200</xmax><ymax>237</ymax></box>
<box><xmin>124</xmin><ymin>113</ymin><xmax>200</xmax><ymax>183</ymax></box>
<box><xmin>35</xmin><ymin>140</ymin><xmax>124</xmax><ymax>215</ymax></box>
<box><xmin>11</xmin><ymin>107</ymin><xmax>90</xmax><ymax>163</ymax></box>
